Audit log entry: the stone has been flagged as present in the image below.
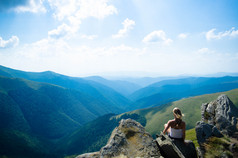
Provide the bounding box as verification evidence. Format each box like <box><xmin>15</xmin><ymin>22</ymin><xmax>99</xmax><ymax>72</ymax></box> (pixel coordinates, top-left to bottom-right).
<box><xmin>196</xmin><ymin>121</ymin><xmax>223</xmax><ymax>145</ymax></box>
<box><xmin>195</xmin><ymin>121</ymin><xmax>214</xmax><ymax>144</ymax></box>
<box><xmin>200</xmin><ymin>94</ymin><xmax>238</xmax><ymax>136</ymax></box>
<box><xmin>156</xmin><ymin>134</ymin><xmax>184</xmax><ymax>158</ymax></box>
<box><xmin>76</xmin><ymin>152</ymin><xmax>99</xmax><ymax>158</ymax></box>
<box><xmin>156</xmin><ymin>133</ymin><xmax>197</xmax><ymax>158</ymax></box>
<box><xmin>212</xmin><ymin>126</ymin><xmax>223</xmax><ymax>138</ymax></box>
<box><xmin>100</xmin><ymin>119</ymin><xmax>161</xmax><ymax>158</ymax></box>
<box><xmin>195</xmin><ymin>94</ymin><xmax>238</xmax><ymax>157</ymax></box>
<box><xmin>77</xmin><ymin>119</ymin><xmax>162</xmax><ymax>158</ymax></box>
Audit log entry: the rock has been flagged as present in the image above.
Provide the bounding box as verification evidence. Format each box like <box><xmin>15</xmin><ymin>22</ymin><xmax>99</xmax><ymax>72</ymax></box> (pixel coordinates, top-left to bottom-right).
<box><xmin>195</xmin><ymin>122</ymin><xmax>213</xmax><ymax>144</ymax></box>
<box><xmin>200</xmin><ymin>94</ymin><xmax>238</xmax><ymax>136</ymax></box>
<box><xmin>196</xmin><ymin>94</ymin><xmax>238</xmax><ymax>157</ymax></box>
<box><xmin>212</xmin><ymin>126</ymin><xmax>223</xmax><ymax>138</ymax></box>
<box><xmin>156</xmin><ymin>134</ymin><xmax>197</xmax><ymax>158</ymax></box>
<box><xmin>196</xmin><ymin>121</ymin><xmax>223</xmax><ymax>144</ymax></box>
<box><xmin>156</xmin><ymin>134</ymin><xmax>184</xmax><ymax>158</ymax></box>
<box><xmin>100</xmin><ymin>119</ymin><xmax>161</xmax><ymax>158</ymax></box>
<box><xmin>77</xmin><ymin>119</ymin><xmax>162</xmax><ymax>158</ymax></box>
<box><xmin>76</xmin><ymin>152</ymin><xmax>99</xmax><ymax>158</ymax></box>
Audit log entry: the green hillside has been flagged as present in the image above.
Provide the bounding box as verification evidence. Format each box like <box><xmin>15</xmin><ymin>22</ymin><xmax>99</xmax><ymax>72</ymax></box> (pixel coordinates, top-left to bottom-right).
<box><xmin>0</xmin><ymin>76</ymin><xmax>124</xmax><ymax>137</ymax></box>
<box><xmin>121</xmin><ymin>88</ymin><xmax>238</xmax><ymax>137</ymax></box>
<box><xmin>0</xmin><ymin>65</ymin><xmax>131</xmax><ymax>111</ymax></box>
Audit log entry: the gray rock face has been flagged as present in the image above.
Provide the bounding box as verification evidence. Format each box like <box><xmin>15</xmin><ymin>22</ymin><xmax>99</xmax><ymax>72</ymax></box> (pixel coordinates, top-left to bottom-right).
<box><xmin>100</xmin><ymin>119</ymin><xmax>161</xmax><ymax>158</ymax></box>
<box><xmin>77</xmin><ymin>119</ymin><xmax>162</xmax><ymax>158</ymax></box>
<box><xmin>156</xmin><ymin>134</ymin><xmax>197</xmax><ymax>158</ymax></box>
<box><xmin>195</xmin><ymin>121</ymin><xmax>223</xmax><ymax>144</ymax></box>
<box><xmin>200</xmin><ymin>94</ymin><xmax>238</xmax><ymax>136</ymax></box>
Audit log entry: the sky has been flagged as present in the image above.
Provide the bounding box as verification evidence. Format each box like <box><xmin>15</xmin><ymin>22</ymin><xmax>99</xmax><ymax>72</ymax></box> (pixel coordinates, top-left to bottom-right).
<box><xmin>0</xmin><ymin>0</ymin><xmax>238</xmax><ymax>77</ymax></box>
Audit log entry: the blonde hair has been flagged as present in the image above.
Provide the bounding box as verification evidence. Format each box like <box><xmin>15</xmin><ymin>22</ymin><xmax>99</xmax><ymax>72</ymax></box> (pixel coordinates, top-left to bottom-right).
<box><xmin>173</xmin><ymin>107</ymin><xmax>184</xmax><ymax>119</ymax></box>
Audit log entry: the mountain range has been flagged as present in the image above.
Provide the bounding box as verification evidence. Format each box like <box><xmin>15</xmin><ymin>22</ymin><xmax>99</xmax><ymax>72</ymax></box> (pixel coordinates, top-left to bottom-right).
<box><xmin>1</xmin><ymin>65</ymin><xmax>238</xmax><ymax>157</ymax></box>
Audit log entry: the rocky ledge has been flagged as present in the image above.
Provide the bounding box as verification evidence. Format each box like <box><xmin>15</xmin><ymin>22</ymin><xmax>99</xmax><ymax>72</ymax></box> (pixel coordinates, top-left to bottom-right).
<box><xmin>196</xmin><ymin>94</ymin><xmax>238</xmax><ymax>157</ymax></box>
<box><xmin>76</xmin><ymin>118</ymin><xmax>196</xmax><ymax>158</ymax></box>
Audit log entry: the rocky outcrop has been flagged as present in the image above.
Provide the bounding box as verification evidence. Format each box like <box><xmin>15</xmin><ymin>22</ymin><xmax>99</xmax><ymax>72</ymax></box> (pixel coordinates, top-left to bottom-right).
<box><xmin>77</xmin><ymin>119</ymin><xmax>162</xmax><ymax>158</ymax></box>
<box><xmin>200</xmin><ymin>94</ymin><xmax>238</xmax><ymax>137</ymax></box>
<box><xmin>156</xmin><ymin>134</ymin><xmax>197</xmax><ymax>158</ymax></box>
<box><xmin>196</xmin><ymin>94</ymin><xmax>238</xmax><ymax>157</ymax></box>
<box><xmin>195</xmin><ymin>122</ymin><xmax>223</xmax><ymax>144</ymax></box>
<box><xmin>76</xmin><ymin>118</ymin><xmax>197</xmax><ymax>158</ymax></box>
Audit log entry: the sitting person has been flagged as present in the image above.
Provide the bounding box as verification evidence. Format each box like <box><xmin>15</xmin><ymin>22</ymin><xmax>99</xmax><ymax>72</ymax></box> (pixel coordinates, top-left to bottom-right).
<box><xmin>163</xmin><ymin>107</ymin><xmax>186</xmax><ymax>142</ymax></box>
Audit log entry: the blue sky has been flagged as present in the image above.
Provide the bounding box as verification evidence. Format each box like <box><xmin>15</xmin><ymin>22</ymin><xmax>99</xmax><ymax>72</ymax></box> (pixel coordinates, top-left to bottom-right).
<box><xmin>0</xmin><ymin>0</ymin><xmax>238</xmax><ymax>77</ymax></box>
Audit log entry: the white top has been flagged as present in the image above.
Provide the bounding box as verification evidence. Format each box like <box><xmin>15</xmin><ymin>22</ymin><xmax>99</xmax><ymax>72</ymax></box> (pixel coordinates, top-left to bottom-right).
<box><xmin>169</xmin><ymin>128</ymin><xmax>183</xmax><ymax>139</ymax></box>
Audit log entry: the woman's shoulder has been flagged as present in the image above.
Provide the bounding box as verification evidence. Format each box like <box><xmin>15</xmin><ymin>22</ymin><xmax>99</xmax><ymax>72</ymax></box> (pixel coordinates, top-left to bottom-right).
<box><xmin>167</xmin><ymin>119</ymin><xmax>176</xmax><ymax>124</ymax></box>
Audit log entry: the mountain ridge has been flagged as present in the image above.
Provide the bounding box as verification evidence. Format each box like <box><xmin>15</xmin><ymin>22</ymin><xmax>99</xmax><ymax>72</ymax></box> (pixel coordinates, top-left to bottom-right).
<box><xmin>0</xmin><ymin>65</ymin><xmax>131</xmax><ymax>111</ymax></box>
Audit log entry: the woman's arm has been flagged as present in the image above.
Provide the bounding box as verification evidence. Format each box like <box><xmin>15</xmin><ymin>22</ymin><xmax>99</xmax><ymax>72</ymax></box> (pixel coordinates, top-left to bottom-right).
<box><xmin>163</xmin><ymin>120</ymin><xmax>171</xmax><ymax>134</ymax></box>
<box><xmin>182</xmin><ymin>122</ymin><xmax>186</xmax><ymax>141</ymax></box>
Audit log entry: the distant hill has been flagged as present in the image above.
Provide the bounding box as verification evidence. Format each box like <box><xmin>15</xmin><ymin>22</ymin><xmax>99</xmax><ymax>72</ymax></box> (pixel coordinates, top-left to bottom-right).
<box><xmin>112</xmin><ymin>76</ymin><xmax>190</xmax><ymax>87</ymax></box>
<box><xmin>0</xmin><ymin>76</ymin><xmax>123</xmax><ymax>138</ymax></box>
<box><xmin>128</xmin><ymin>76</ymin><xmax>238</xmax><ymax>110</ymax></box>
<box><xmin>84</xmin><ymin>76</ymin><xmax>141</xmax><ymax>97</ymax></box>
<box><xmin>123</xmin><ymin>88</ymin><xmax>238</xmax><ymax>137</ymax></box>
<box><xmin>0</xmin><ymin>65</ymin><xmax>131</xmax><ymax>111</ymax></box>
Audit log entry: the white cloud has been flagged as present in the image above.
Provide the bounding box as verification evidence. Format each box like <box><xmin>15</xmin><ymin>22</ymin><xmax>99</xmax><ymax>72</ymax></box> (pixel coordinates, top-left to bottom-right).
<box><xmin>178</xmin><ymin>33</ymin><xmax>188</xmax><ymax>39</ymax></box>
<box><xmin>48</xmin><ymin>23</ymin><xmax>72</xmax><ymax>39</ymax></box>
<box><xmin>197</xmin><ymin>48</ymin><xmax>215</xmax><ymax>55</ymax></box>
<box><xmin>112</xmin><ymin>18</ymin><xmax>135</xmax><ymax>38</ymax></box>
<box><xmin>47</xmin><ymin>0</ymin><xmax>117</xmax><ymax>39</ymax></box>
<box><xmin>48</xmin><ymin>0</ymin><xmax>117</xmax><ymax>21</ymax></box>
<box><xmin>143</xmin><ymin>30</ymin><xmax>173</xmax><ymax>45</ymax></box>
<box><xmin>206</xmin><ymin>27</ymin><xmax>238</xmax><ymax>40</ymax></box>
<box><xmin>15</xmin><ymin>0</ymin><xmax>46</xmax><ymax>13</ymax></box>
<box><xmin>0</xmin><ymin>36</ymin><xmax>19</xmax><ymax>48</ymax></box>
<box><xmin>81</xmin><ymin>34</ymin><xmax>98</xmax><ymax>40</ymax></box>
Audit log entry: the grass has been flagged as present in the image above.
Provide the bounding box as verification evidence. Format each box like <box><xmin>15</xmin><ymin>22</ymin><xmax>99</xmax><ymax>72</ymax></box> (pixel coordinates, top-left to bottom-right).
<box><xmin>204</xmin><ymin>136</ymin><xmax>233</xmax><ymax>158</ymax></box>
<box><xmin>185</xmin><ymin>128</ymin><xmax>199</xmax><ymax>148</ymax></box>
<box><xmin>119</xmin><ymin>88</ymin><xmax>238</xmax><ymax>137</ymax></box>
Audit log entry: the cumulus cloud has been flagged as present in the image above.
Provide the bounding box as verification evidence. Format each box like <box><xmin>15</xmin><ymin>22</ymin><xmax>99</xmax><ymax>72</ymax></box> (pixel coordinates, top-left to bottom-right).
<box><xmin>48</xmin><ymin>23</ymin><xmax>72</xmax><ymax>39</ymax></box>
<box><xmin>178</xmin><ymin>33</ymin><xmax>188</xmax><ymax>39</ymax></box>
<box><xmin>47</xmin><ymin>0</ymin><xmax>117</xmax><ymax>39</ymax></box>
<box><xmin>112</xmin><ymin>18</ymin><xmax>135</xmax><ymax>38</ymax></box>
<box><xmin>48</xmin><ymin>0</ymin><xmax>117</xmax><ymax>21</ymax></box>
<box><xmin>206</xmin><ymin>27</ymin><xmax>238</xmax><ymax>40</ymax></box>
<box><xmin>0</xmin><ymin>0</ymin><xmax>46</xmax><ymax>13</ymax></box>
<box><xmin>0</xmin><ymin>36</ymin><xmax>19</xmax><ymax>48</ymax></box>
<box><xmin>143</xmin><ymin>30</ymin><xmax>173</xmax><ymax>45</ymax></box>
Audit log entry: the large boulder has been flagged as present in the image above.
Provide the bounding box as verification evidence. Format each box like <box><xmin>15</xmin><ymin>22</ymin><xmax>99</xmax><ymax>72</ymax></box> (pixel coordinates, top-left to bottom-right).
<box><xmin>77</xmin><ymin>119</ymin><xmax>162</xmax><ymax>158</ymax></box>
<box><xmin>196</xmin><ymin>94</ymin><xmax>238</xmax><ymax>157</ymax></box>
<box><xmin>201</xmin><ymin>94</ymin><xmax>238</xmax><ymax>136</ymax></box>
<box><xmin>156</xmin><ymin>134</ymin><xmax>197</xmax><ymax>158</ymax></box>
<box><xmin>195</xmin><ymin>121</ymin><xmax>223</xmax><ymax>144</ymax></box>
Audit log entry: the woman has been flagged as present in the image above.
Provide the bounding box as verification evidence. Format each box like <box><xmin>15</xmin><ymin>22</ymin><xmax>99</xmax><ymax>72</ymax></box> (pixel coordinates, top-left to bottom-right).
<box><xmin>163</xmin><ymin>107</ymin><xmax>186</xmax><ymax>141</ymax></box>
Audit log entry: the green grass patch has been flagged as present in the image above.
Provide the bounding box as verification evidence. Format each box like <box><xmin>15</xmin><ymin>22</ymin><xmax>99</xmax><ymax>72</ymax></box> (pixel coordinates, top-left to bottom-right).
<box><xmin>204</xmin><ymin>137</ymin><xmax>233</xmax><ymax>158</ymax></box>
<box><xmin>186</xmin><ymin>128</ymin><xmax>198</xmax><ymax>148</ymax></box>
